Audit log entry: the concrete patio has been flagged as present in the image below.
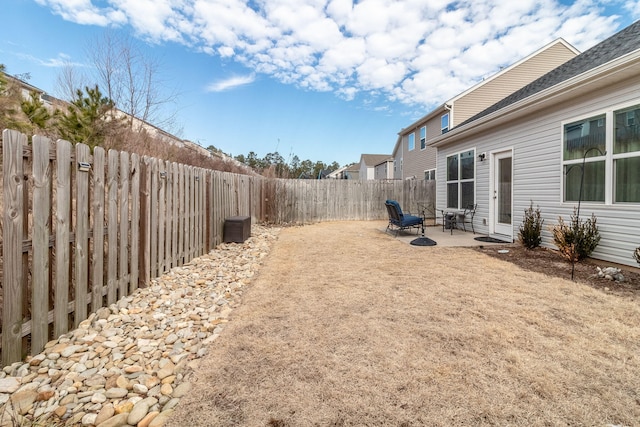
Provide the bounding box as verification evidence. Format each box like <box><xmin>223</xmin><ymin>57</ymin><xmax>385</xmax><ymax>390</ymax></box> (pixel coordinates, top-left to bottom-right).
<box><xmin>379</xmin><ymin>222</ymin><xmax>514</xmax><ymax>247</ymax></box>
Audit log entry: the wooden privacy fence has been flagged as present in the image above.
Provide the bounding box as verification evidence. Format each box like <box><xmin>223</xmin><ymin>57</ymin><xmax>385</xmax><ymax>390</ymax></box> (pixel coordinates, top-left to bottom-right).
<box><xmin>0</xmin><ymin>128</ymin><xmax>434</xmax><ymax>366</ymax></box>
<box><xmin>263</xmin><ymin>178</ymin><xmax>435</xmax><ymax>223</ymax></box>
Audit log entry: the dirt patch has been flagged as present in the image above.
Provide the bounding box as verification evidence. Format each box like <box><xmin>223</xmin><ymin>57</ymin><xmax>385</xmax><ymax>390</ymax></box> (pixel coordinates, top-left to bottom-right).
<box><xmin>168</xmin><ymin>221</ymin><xmax>640</xmax><ymax>427</ymax></box>
<box><xmin>474</xmin><ymin>244</ymin><xmax>640</xmax><ymax>299</ymax></box>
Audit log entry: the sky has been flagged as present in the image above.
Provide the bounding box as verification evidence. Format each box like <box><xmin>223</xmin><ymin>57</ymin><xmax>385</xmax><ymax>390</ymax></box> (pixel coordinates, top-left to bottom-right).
<box><xmin>1</xmin><ymin>0</ymin><xmax>639</xmax><ymax>166</ymax></box>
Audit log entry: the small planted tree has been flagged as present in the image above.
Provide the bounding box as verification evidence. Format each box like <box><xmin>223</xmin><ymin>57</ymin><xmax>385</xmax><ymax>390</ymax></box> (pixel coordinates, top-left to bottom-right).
<box><xmin>519</xmin><ymin>201</ymin><xmax>543</xmax><ymax>249</ymax></box>
<box><xmin>552</xmin><ymin>208</ymin><xmax>601</xmax><ymax>280</ymax></box>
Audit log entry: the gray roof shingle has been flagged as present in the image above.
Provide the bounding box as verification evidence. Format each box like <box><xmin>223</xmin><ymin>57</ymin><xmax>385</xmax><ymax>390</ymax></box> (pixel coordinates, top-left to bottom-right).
<box><xmin>458</xmin><ymin>19</ymin><xmax>640</xmax><ymax>128</ymax></box>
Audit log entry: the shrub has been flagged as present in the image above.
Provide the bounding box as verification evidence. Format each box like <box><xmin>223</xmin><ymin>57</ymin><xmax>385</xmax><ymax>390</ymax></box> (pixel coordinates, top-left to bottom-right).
<box><xmin>519</xmin><ymin>201</ymin><xmax>543</xmax><ymax>249</ymax></box>
<box><xmin>634</xmin><ymin>247</ymin><xmax>640</xmax><ymax>266</ymax></box>
<box><xmin>552</xmin><ymin>208</ymin><xmax>600</xmax><ymax>262</ymax></box>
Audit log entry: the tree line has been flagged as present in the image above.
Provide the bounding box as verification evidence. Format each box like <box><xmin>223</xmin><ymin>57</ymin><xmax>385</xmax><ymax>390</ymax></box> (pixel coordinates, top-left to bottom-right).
<box><xmin>232</xmin><ymin>151</ymin><xmax>343</xmax><ymax>179</ymax></box>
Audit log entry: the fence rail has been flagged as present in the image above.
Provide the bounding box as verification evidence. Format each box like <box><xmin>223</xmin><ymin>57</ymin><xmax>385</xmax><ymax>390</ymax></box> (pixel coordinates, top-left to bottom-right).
<box><xmin>0</xmin><ymin>129</ymin><xmax>434</xmax><ymax>366</ymax></box>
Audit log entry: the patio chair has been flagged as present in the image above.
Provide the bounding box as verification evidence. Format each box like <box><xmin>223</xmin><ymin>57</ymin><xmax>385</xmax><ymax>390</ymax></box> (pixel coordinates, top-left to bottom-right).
<box><xmin>440</xmin><ymin>209</ymin><xmax>457</xmax><ymax>235</ymax></box>
<box><xmin>459</xmin><ymin>203</ymin><xmax>477</xmax><ymax>234</ymax></box>
<box><xmin>385</xmin><ymin>200</ymin><xmax>424</xmax><ymax>236</ymax></box>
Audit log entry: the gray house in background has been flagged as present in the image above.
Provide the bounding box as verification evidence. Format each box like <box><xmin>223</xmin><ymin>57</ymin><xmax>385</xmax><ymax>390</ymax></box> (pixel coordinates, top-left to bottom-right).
<box><xmin>374</xmin><ymin>157</ymin><xmax>394</xmax><ymax>180</ymax></box>
<box><xmin>359</xmin><ymin>154</ymin><xmax>392</xmax><ymax>180</ymax></box>
<box><xmin>431</xmin><ymin>20</ymin><xmax>640</xmax><ymax>267</ymax></box>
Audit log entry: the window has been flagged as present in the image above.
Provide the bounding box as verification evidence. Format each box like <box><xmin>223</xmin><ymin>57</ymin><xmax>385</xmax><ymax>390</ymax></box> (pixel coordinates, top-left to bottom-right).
<box><xmin>563</xmin><ymin>114</ymin><xmax>606</xmax><ymax>202</ymax></box>
<box><xmin>614</xmin><ymin>105</ymin><xmax>640</xmax><ymax>202</ymax></box>
<box><xmin>424</xmin><ymin>169</ymin><xmax>435</xmax><ymax>181</ymax></box>
<box><xmin>420</xmin><ymin>126</ymin><xmax>427</xmax><ymax>150</ymax></box>
<box><xmin>441</xmin><ymin>113</ymin><xmax>449</xmax><ymax>134</ymax></box>
<box><xmin>408</xmin><ymin>133</ymin><xmax>415</xmax><ymax>151</ymax></box>
<box><xmin>562</xmin><ymin>103</ymin><xmax>640</xmax><ymax>204</ymax></box>
<box><xmin>446</xmin><ymin>150</ymin><xmax>474</xmax><ymax>209</ymax></box>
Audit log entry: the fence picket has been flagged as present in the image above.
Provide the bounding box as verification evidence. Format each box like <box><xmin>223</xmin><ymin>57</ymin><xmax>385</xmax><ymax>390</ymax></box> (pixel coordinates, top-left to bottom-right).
<box><xmin>31</xmin><ymin>136</ymin><xmax>51</xmax><ymax>355</ymax></box>
<box><xmin>1</xmin><ymin>130</ymin><xmax>25</xmax><ymax>366</ymax></box>
<box><xmin>92</xmin><ymin>147</ymin><xmax>105</xmax><ymax>312</ymax></box>
<box><xmin>139</xmin><ymin>156</ymin><xmax>151</xmax><ymax>288</ymax></box>
<box><xmin>119</xmin><ymin>152</ymin><xmax>130</xmax><ymax>299</ymax></box>
<box><xmin>157</xmin><ymin>160</ymin><xmax>166</xmax><ymax>274</ymax></box>
<box><xmin>164</xmin><ymin>160</ymin><xmax>172</xmax><ymax>270</ymax></box>
<box><xmin>74</xmin><ymin>143</ymin><xmax>90</xmax><ymax>327</ymax></box>
<box><xmin>130</xmin><ymin>154</ymin><xmax>140</xmax><ymax>292</ymax></box>
<box><xmin>54</xmin><ymin>139</ymin><xmax>72</xmax><ymax>339</ymax></box>
<box><xmin>107</xmin><ymin>150</ymin><xmax>119</xmax><ymax>305</ymax></box>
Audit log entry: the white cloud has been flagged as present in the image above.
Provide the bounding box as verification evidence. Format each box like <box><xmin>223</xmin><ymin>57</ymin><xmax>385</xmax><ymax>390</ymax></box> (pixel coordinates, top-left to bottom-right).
<box><xmin>206</xmin><ymin>74</ymin><xmax>255</xmax><ymax>92</ymax></box>
<box><xmin>34</xmin><ymin>0</ymin><xmax>126</xmax><ymax>26</ymax></box>
<box><xmin>37</xmin><ymin>0</ymin><xmax>632</xmax><ymax>108</ymax></box>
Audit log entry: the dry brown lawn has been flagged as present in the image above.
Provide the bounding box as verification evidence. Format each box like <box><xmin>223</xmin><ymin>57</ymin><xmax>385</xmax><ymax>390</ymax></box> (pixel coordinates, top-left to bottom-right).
<box><xmin>168</xmin><ymin>221</ymin><xmax>640</xmax><ymax>427</ymax></box>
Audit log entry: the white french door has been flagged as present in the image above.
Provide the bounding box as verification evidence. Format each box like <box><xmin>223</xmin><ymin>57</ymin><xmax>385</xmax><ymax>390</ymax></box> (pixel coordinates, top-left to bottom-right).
<box><xmin>492</xmin><ymin>150</ymin><xmax>513</xmax><ymax>237</ymax></box>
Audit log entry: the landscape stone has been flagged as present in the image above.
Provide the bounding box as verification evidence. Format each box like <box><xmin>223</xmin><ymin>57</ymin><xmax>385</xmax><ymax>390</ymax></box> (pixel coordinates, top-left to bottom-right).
<box><xmin>0</xmin><ymin>226</ymin><xmax>279</xmax><ymax>426</ymax></box>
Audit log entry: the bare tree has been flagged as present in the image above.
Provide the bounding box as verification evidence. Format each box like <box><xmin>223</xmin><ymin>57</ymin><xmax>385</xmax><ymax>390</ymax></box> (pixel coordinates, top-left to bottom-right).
<box><xmin>54</xmin><ymin>61</ymin><xmax>89</xmax><ymax>102</ymax></box>
<box><xmin>86</xmin><ymin>30</ymin><xmax>180</xmax><ymax>133</ymax></box>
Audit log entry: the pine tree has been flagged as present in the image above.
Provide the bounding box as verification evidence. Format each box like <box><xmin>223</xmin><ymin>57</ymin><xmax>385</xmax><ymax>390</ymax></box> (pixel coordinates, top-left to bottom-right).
<box><xmin>58</xmin><ymin>85</ymin><xmax>117</xmax><ymax>147</ymax></box>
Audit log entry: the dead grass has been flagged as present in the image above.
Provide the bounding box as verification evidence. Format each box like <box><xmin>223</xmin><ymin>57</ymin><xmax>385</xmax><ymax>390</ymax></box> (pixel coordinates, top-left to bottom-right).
<box><xmin>168</xmin><ymin>221</ymin><xmax>640</xmax><ymax>426</ymax></box>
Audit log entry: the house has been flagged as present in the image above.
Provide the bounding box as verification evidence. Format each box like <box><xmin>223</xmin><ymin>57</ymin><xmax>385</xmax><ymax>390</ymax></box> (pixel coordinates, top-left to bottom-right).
<box><xmin>327</xmin><ymin>163</ymin><xmax>359</xmax><ymax>179</ymax></box>
<box><xmin>394</xmin><ymin>38</ymin><xmax>579</xmax><ymax>181</ymax></box>
<box><xmin>359</xmin><ymin>154</ymin><xmax>393</xmax><ymax>180</ymax></box>
<box><xmin>430</xmin><ymin>19</ymin><xmax>640</xmax><ymax>267</ymax></box>
<box><xmin>374</xmin><ymin>157</ymin><xmax>394</xmax><ymax>180</ymax></box>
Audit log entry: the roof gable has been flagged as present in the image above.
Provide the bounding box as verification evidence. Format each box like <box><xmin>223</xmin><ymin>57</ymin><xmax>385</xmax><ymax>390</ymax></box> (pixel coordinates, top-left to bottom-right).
<box><xmin>459</xmin><ymin>20</ymin><xmax>640</xmax><ymax>127</ymax></box>
<box><xmin>360</xmin><ymin>154</ymin><xmax>392</xmax><ymax>166</ymax></box>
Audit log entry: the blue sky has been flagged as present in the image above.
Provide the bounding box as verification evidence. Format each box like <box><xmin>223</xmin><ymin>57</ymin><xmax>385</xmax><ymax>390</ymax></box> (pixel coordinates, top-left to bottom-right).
<box><xmin>1</xmin><ymin>0</ymin><xmax>639</xmax><ymax>166</ymax></box>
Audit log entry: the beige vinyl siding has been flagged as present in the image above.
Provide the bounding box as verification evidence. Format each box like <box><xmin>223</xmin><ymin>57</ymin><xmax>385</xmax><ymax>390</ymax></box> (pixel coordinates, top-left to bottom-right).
<box><xmin>454</xmin><ymin>43</ymin><xmax>578</xmax><ymax>125</ymax></box>
<box><xmin>436</xmin><ymin>77</ymin><xmax>640</xmax><ymax>267</ymax></box>
<box><xmin>401</xmin><ymin>114</ymin><xmax>442</xmax><ymax>179</ymax></box>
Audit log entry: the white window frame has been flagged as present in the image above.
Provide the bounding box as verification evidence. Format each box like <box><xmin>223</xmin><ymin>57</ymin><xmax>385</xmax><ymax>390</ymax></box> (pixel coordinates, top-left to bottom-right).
<box><xmin>560</xmin><ymin>99</ymin><xmax>640</xmax><ymax>206</ymax></box>
<box><xmin>420</xmin><ymin>126</ymin><xmax>427</xmax><ymax>150</ymax></box>
<box><xmin>446</xmin><ymin>148</ymin><xmax>475</xmax><ymax>210</ymax></box>
<box><xmin>441</xmin><ymin>113</ymin><xmax>449</xmax><ymax>134</ymax></box>
<box><xmin>408</xmin><ymin>133</ymin><xmax>415</xmax><ymax>151</ymax></box>
<box><xmin>424</xmin><ymin>168</ymin><xmax>436</xmax><ymax>181</ymax></box>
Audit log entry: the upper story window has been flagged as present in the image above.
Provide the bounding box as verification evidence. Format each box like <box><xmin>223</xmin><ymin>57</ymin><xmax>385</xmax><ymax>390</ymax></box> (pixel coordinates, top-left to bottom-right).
<box><xmin>441</xmin><ymin>113</ymin><xmax>449</xmax><ymax>134</ymax></box>
<box><xmin>562</xmin><ymin>103</ymin><xmax>640</xmax><ymax>204</ymax></box>
<box><xmin>446</xmin><ymin>149</ymin><xmax>474</xmax><ymax>209</ymax></box>
<box><xmin>420</xmin><ymin>126</ymin><xmax>427</xmax><ymax>150</ymax></box>
<box><xmin>408</xmin><ymin>133</ymin><xmax>415</xmax><ymax>151</ymax></box>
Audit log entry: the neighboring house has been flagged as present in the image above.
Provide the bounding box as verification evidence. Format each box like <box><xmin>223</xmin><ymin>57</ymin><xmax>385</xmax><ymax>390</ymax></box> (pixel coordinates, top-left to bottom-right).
<box><xmin>430</xmin><ymin>20</ymin><xmax>640</xmax><ymax>267</ymax></box>
<box><xmin>394</xmin><ymin>38</ymin><xmax>579</xmax><ymax>181</ymax></box>
<box><xmin>359</xmin><ymin>154</ymin><xmax>392</xmax><ymax>180</ymax></box>
<box><xmin>344</xmin><ymin>163</ymin><xmax>360</xmax><ymax>180</ymax></box>
<box><xmin>327</xmin><ymin>165</ymin><xmax>349</xmax><ymax>179</ymax></box>
<box><xmin>374</xmin><ymin>157</ymin><xmax>394</xmax><ymax>180</ymax></box>
<box><xmin>327</xmin><ymin>163</ymin><xmax>359</xmax><ymax>179</ymax></box>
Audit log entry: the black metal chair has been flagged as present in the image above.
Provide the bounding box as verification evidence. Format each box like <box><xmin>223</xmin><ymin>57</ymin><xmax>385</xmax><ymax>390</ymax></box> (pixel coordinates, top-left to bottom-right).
<box><xmin>459</xmin><ymin>203</ymin><xmax>477</xmax><ymax>234</ymax></box>
<box><xmin>440</xmin><ymin>209</ymin><xmax>457</xmax><ymax>235</ymax></box>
